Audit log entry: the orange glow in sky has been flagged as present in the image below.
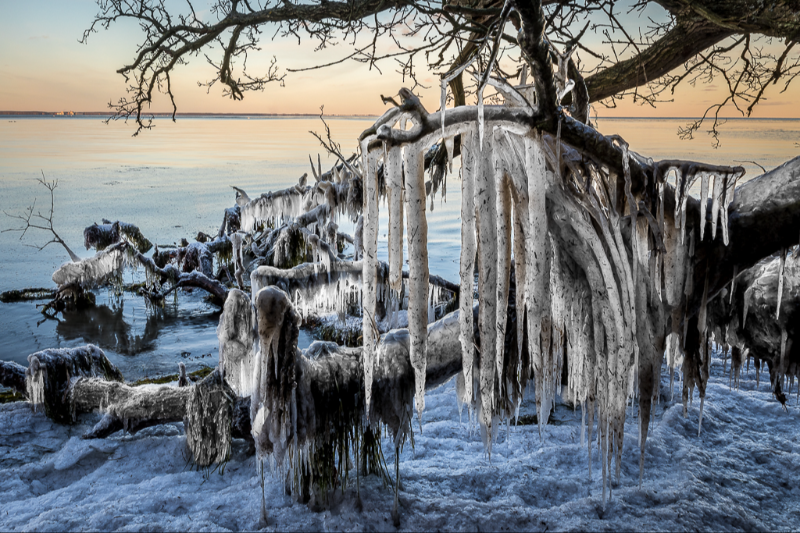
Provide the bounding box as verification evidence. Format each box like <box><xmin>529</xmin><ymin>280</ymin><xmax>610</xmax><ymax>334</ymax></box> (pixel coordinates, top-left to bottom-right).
<box><xmin>1</xmin><ymin>2</ymin><xmax>798</xmax><ymax>119</ymax></box>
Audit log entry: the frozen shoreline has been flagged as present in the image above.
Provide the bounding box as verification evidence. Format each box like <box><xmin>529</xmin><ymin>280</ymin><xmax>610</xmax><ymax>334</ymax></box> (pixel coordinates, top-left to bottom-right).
<box><xmin>1</xmin><ymin>353</ymin><xmax>798</xmax><ymax>532</ymax></box>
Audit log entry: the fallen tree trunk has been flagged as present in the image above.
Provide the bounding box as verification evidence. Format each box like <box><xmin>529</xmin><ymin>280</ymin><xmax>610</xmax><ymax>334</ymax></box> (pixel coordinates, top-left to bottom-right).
<box><xmin>696</xmin><ymin>155</ymin><xmax>800</xmax><ymax>313</ymax></box>
<box><xmin>23</xmin><ymin>345</ymin><xmax>124</xmax><ymax>423</ymax></box>
<box><xmin>708</xmin><ymin>250</ymin><xmax>800</xmax><ymax>405</ymax></box>
<box><xmin>84</xmin><ymin>219</ymin><xmax>153</xmax><ymax>254</ymax></box>
<box><xmin>5</xmin><ymin>288</ymin><xmax>477</xmax><ymax>474</ymax></box>
<box><xmin>0</xmin><ymin>360</ymin><xmax>27</xmax><ymax>396</ymax></box>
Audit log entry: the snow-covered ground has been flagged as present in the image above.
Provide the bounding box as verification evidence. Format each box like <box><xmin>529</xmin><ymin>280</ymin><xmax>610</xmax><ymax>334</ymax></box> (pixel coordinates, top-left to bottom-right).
<box><xmin>1</xmin><ymin>353</ymin><xmax>798</xmax><ymax>532</ymax></box>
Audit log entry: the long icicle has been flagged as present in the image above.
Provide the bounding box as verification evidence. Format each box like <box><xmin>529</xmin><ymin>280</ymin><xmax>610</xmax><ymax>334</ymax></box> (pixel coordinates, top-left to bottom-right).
<box><xmin>387</xmin><ymin>144</ymin><xmax>405</xmax><ymax>295</ymax></box>
<box><xmin>710</xmin><ymin>172</ymin><xmax>724</xmax><ymax>240</ymax></box>
<box><xmin>459</xmin><ymin>128</ymin><xmax>477</xmax><ymax>413</ymax></box>
<box><xmin>361</xmin><ymin>141</ymin><xmax>380</xmax><ymax>417</ymax></box>
<box><xmin>476</xmin><ymin>129</ymin><xmax>498</xmax><ymax>451</ymax></box>
<box><xmin>525</xmin><ymin>129</ymin><xmax>550</xmax><ymax>438</ymax></box>
<box><xmin>721</xmin><ymin>171</ymin><xmax>740</xmax><ymax>246</ymax></box>
<box><xmin>494</xmin><ymin>128</ymin><xmax>512</xmax><ymax>407</ymax></box>
<box><xmin>699</xmin><ymin>172</ymin><xmax>709</xmax><ymax>241</ymax></box>
<box><xmin>404</xmin><ymin>140</ymin><xmax>430</xmax><ymax>423</ymax></box>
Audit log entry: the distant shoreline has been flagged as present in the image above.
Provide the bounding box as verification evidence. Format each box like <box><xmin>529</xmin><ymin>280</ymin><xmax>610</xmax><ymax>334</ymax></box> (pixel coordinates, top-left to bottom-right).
<box><xmin>2</xmin><ymin>111</ymin><xmax>799</xmax><ymax>120</ymax></box>
<box><xmin>0</xmin><ymin>111</ymin><xmax>378</xmax><ymax>118</ymax></box>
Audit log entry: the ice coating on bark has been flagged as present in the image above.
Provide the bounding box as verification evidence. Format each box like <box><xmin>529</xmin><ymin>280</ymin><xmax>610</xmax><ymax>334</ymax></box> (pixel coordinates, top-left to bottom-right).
<box><xmin>52</xmin><ymin>246</ymin><xmax>126</xmax><ymax>287</ymax></box>
<box><xmin>387</xmin><ymin>144</ymin><xmax>405</xmax><ymax>294</ymax></box>
<box><xmin>619</xmin><ymin>142</ymin><xmax>639</xmax><ymax>288</ymax></box>
<box><xmin>251</xmin><ymin>287</ymin><xmax>299</xmax><ymax>466</ymax></box>
<box><xmin>404</xmin><ymin>141</ymin><xmax>429</xmax><ymax>421</ymax></box>
<box><xmin>525</xmin><ymin>131</ymin><xmax>551</xmax><ymax>437</ymax></box>
<box><xmin>353</xmin><ymin>215</ymin><xmax>364</xmax><ymax>261</ymax></box>
<box><xmin>476</xmin><ymin>131</ymin><xmax>498</xmax><ymax>448</ymax></box>
<box><xmin>459</xmin><ymin>128</ymin><xmax>477</xmax><ymax>411</ymax></box>
<box><xmin>230</xmin><ymin>231</ymin><xmax>247</xmax><ymax>288</ymax></box>
<box><xmin>777</xmin><ymin>248</ymin><xmax>786</xmax><ymax>319</ymax></box>
<box><xmin>218</xmin><ymin>289</ymin><xmax>258</xmax><ymax>397</ymax></box>
<box><xmin>24</xmin><ymin>345</ymin><xmax>123</xmax><ymax>421</ymax></box>
<box><xmin>362</xmin><ymin>141</ymin><xmax>380</xmax><ymax>417</ymax></box>
<box><xmin>185</xmin><ymin>371</ymin><xmax>234</xmax><ymax>467</ymax></box>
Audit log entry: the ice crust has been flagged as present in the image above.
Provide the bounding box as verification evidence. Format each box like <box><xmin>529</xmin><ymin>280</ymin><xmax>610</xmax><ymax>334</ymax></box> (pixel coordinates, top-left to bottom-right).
<box><xmin>2</xmin><ymin>352</ymin><xmax>798</xmax><ymax>531</ymax></box>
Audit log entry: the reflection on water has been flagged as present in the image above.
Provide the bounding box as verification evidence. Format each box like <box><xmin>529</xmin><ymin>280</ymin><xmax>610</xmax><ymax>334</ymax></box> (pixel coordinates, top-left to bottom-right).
<box><xmin>0</xmin><ymin>287</ymin><xmax>313</xmax><ymax>381</ymax></box>
<box><xmin>54</xmin><ymin>299</ymin><xmax>219</xmax><ymax>357</ymax></box>
<box><xmin>0</xmin><ymin>289</ymin><xmax>222</xmax><ymax>380</ymax></box>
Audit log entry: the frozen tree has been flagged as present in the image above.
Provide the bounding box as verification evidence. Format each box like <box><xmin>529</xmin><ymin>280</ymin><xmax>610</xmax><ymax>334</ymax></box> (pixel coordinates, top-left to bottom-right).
<box><xmin>3</xmin><ymin>0</ymin><xmax>800</xmax><ymax>524</ymax></box>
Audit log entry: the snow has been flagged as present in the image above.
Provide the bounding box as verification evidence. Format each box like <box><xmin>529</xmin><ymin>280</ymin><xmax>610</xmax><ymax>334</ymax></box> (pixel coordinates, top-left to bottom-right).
<box><xmin>2</xmin><ymin>351</ymin><xmax>798</xmax><ymax>531</ymax></box>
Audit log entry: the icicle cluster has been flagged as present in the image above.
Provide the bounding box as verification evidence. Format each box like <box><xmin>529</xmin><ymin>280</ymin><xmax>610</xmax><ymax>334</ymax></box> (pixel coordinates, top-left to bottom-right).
<box><xmin>51</xmin><ymin>246</ymin><xmax>126</xmax><ymax>287</ymax></box>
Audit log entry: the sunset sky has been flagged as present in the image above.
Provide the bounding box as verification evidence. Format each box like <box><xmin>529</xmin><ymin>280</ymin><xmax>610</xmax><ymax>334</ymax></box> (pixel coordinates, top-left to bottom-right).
<box><xmin>2</xmin><ymin>1</ymin><xmax>799</xmax><ymax>118</ymax></box>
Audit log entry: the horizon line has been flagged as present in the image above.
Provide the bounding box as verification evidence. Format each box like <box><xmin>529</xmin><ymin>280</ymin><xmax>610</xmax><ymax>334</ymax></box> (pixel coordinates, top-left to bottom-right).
<box><xmin>2</xmin><ymin>111</ymin><xmax>800</xmax><ymax>120</ymax></box>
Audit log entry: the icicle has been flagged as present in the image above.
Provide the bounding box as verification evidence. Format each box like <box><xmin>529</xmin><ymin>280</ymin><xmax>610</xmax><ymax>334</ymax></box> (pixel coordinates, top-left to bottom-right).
<box><xmin>361</xmin><ymin>140</ymin><xmax>380</xmax><ymax>418</ymax></box>
<box><xmin>710</xmin><ymin>172</ymin><xmax>724</xmax><ymax>240</ymax></box>
<box><xmin>512</xmin><ymin>187</ymin><xmax>529</xmax><ymax>369</ymax></box>
<box><xmin>459</xmin><ymin>128</ymin><xmax>477</xmax><ymax>412</ymax></box>
<box><xmin>777</xmin><ymin>248</ymin><xmax>786</xmax><ymax>319</ymax></box>
<box><xmin>581</xmin><ymin>401</ymin><xmax>586</xmax><ymax>447</ymax></box>
<box><xmin>476</xmin><ymin>131</ymin><xmax>498</xmax><ymax>451</ymax></box>
<box><xmin>494</xmin><ymin>129</ymin><xmax>512</xmax><ymax>399</ymax></box>
<box><xmin>730</xmin><ymin>265</ymin><xmax>738</xmax><ymax>305</ymax></box>
<box><xmin>743</xmin><ymin>286</ymin><xmax>753</xmax><ymax>328</ymax></box>
<box><xmin>477</xmin><ymin>85</ymin><xmax>485</xmax><ymax>148</ymax></box>
<box><xmin>781</xmin><ymin>328</ymin><xmax>788</xmax><ymax>377</ymax></box>
<box><xmin>404</xmin><ymin>141</ymin><xmax>430</xmax><ymax>422</ymax></box>
<box><xmin>440</xmin><ymin>78</ymin><xmax>447</xmax><ymax>141</ymax></box>
<box><xmin>387</xmin><ymin>145</ymin><xmax>405</xmax><ymax>295</ymax></box>
<box><xmin>445</xmin><ymin>136</ymin><xmax>455</xmax><ymax>174</ymax></box>
<box><xmin>673</xmin><ymin>168</ymin><xmax>683</xmax><ymax>228</ymax></box>
<box><xmin>721</xmin><ymin>171</ymin><xmax>739</xmax><ymax>246</ymax></box>
<box><xmin>699</xmin><ymin>172</ymin><xmax>709</xmax><ymax>241</ymax></box>
<box><xmin>525</xmin><ymin>130</ymin><xmax>550</xmax><ymax>438</ymax></box>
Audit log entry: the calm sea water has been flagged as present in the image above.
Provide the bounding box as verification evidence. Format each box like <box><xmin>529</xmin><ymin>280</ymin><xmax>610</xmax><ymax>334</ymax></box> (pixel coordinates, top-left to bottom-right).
<box><xmin>1</xmin><ymin>116</ymin><xmax>798</xmax><ymax>378</ymax></box>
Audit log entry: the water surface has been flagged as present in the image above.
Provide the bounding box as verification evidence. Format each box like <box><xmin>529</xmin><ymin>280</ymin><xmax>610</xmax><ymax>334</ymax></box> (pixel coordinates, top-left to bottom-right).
<box><xmin>1</xmin><ymin>116</ymin><xmax>798</xmax><ymax>379</ymax></box>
